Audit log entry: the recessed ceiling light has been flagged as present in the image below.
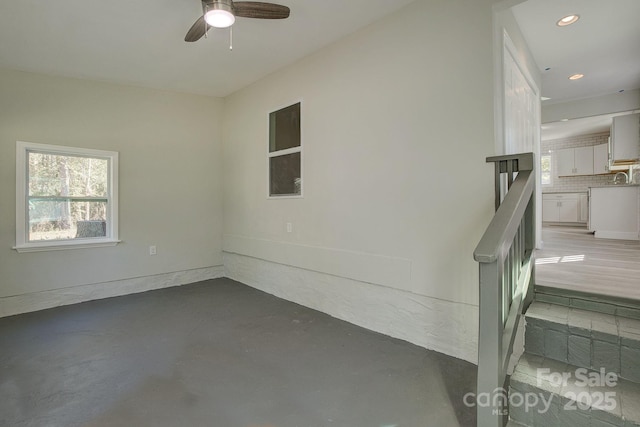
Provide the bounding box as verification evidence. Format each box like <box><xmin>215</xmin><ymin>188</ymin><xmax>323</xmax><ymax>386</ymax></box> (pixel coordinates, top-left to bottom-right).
<box><xmin>541</xmin><ymin>96</ymin><xmax>551</xmax><ymax>101</ymax></box>
<box><xmin>561</xmin><ymin>119</ymin><xmax>569</xmax><ymax>122</ymax></box>
<box><xmin>568</xmin><ymin>73</ymin><xmax>584</xmax><ymax>80</ymax></box>
<box><xmin>557</xmin><ymin>15</ymin><xmax>580</xmax><ymax>27</ymax></box>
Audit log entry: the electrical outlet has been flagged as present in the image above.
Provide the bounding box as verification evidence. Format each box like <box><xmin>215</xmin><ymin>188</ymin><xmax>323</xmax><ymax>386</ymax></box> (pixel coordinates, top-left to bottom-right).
<box><xmin>286</xmin><ymin>222</ymin><xmax>293</xmax><ymax>233</ymax></box>
<box><xmin>149</xmin><ymin>245</ymin><xmax>157</xmax><ymax>255</ymax></box>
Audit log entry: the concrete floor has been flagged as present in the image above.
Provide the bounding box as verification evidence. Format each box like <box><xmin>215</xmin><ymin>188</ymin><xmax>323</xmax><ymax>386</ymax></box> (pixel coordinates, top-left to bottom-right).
<box><xmin>0</xmin><ymin>278</ymin><xmax>477</xmax><ymax>427</ymax></box>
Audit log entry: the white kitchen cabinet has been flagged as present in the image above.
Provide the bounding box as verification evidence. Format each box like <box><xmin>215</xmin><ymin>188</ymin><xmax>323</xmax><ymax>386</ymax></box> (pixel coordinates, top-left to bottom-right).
<box><xmin>557</xmin><ymin>146</ymin><xmax>594</xmax><ymax>176</ymax></box>
<box><xmin>575</xmin><ymin>146</ymin><xmax>595</xmax><ymax>175</ymax></box>
<box><xmin>557</xmin><ymin>148</ymin><xmax>575</xmax><ymax>177</ymax></box>
<box><xmin>542</xmin><ymin>193</ymin><xmax>582</xmax><ymax>223</ymax></box>
<box><xmin>611</xmin><ymin>113</ymin><xmax>640</xmax><ymax>163</ymax></box>
<box><xmin>593</xmin><ymin>143</ymin><xmax>610</xmax><ymax>175</ymax></box>
<box><xmin>579</xmin><ymin>193</ymin><xmax>589</xmax><ymax>223</ymax></box>
<box><xmin>589</xmin><ymin>186</ymin><xmax>640</xmax><ymax>240</ymax></box>
<box><xmin>542</xmin><ymin>198</ymin><xmax>561</xmax><ymax>222</ymax></box>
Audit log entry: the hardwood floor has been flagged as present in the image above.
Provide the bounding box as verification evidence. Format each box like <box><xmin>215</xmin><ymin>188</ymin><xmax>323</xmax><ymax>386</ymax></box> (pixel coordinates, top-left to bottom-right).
<box><xmin>536</xmin><ymin>225</ymin><xmax>640</xmax><ymax>300</ymax></box>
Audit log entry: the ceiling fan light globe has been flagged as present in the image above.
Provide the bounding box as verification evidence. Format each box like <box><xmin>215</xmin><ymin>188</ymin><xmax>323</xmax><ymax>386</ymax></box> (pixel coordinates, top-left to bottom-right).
<box><xmin>204</xmin><ymin>8</ymin><xmax>235</xmax><ymax>28</ymax></box>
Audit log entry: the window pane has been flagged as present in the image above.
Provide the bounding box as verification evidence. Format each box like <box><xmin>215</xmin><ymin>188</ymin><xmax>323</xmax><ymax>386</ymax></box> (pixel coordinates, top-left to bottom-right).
<box><xmin>16</xmin><ymin>141</ymin><xmax>118</xmax><ymax>251</ymax></box>
<box><xmin>28</xmin><ymin>199</ymin><xmax>107</xmax><ymax>241</ymax></box>
<box><xmin>541</xmin><ymin>172</ymin><xmax>551</xmax><ymax>185</ymax></box>
<box><xmin>270</xmin><ymin>152</ymin><xmax>301</xmax><ymax>196</ymax></box>
<box><xmin>269</xmin><ymin>103</ymin><xmax>301</xmax><ymax>152</ymax></box>
<box><xmin>28</xmin><ymin>152</ymin><xmax>108</xmax><ymax>197</ymax></box>
<box><xmin>541</xmin><ymin>155</ymin><xmax>551</xmax><ymax>173</ymax></box>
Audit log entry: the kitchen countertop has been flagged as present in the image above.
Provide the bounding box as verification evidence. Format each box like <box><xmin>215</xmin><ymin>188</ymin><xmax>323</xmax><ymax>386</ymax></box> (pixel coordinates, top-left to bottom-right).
<box><xmin>542</xmin><ymin>191</ymin><xmax>588</xmax><ymax>194</ymax></box>
<box><xmin>589</xmin><ymin>184</ymin><xmax>640</xmax><ymax>189</ymax></box>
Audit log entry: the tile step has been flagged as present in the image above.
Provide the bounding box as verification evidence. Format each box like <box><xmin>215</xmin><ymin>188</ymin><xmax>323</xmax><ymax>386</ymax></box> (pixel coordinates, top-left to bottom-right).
<box><xmin>524</xmin><ymin>301</ymin><xmax>640</xmax><ymax>382</ymax></box>
<box><xmin>535</xmin><ymin>286</ymin><xmax>640</xmax><ymax>320</ymax></box>
<box><xmin>509</xmin><ymin>353</ymin><xmax>640</xmax><ymax>427</ymax></box>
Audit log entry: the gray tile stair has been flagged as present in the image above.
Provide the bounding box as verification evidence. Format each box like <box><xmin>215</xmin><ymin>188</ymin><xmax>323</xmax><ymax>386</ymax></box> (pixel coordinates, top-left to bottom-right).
<box><xmin>509</xmin><ymin>353</ymin><xmax>640</xmax><ymax>427</ymax></box>
<box><xmin>534</xmin><ymin>286</ymin><xmax>640</xmax><ymax>320</ymax></box>
<box><xmin>510</xmin><ymin>300</ymin><xmax>640</xmax><ymax>426</ymax></box>
<box><xmin>524</xmin><ymin>302</ymin><xmax>640</xmax><ymax>382</ymax></box>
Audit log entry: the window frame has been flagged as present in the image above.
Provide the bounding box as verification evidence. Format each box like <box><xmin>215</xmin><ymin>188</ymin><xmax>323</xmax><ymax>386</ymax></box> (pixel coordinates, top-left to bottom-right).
<box><xmin>14</xmin><ymin>141</ymin><xmax>120</xmax><ymax>252</ymax></box>
<box><xmin>267</xmin><ymin>100</ymin><xmax>303</xmax><ymax>199</ymax></box>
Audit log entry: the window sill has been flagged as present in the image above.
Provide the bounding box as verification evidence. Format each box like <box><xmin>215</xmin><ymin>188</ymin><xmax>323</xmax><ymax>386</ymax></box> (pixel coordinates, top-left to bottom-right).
<box><xmin>13</xmin><ymin>239</ymin><xmax>121</xmax><ymax>253</ymax></box>
<box><xmin>268</xmin><ymin>195</ymin><xmax>304</xmax><ymax>200</ymax></box>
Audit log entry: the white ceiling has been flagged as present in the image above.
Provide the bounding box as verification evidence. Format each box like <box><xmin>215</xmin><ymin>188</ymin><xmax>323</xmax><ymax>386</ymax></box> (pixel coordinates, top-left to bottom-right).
<box><xmin>1</xmin><ymin>0</ymin><xmax>638</xmax><ymax>138</ymax></box>
<box><xmin>0</xmin><ymin>0</ymin><xmax>414</xmax><ymax>97</ymax></box>
<box><xmin>541</xmin><ymin>110</ymin><xmax>640</xmax><ymax>140</ymax></box>
<box><xmin>512</xmin><ymin>0</ymin><xmax>640</xmax><ymax>140</ymax></box>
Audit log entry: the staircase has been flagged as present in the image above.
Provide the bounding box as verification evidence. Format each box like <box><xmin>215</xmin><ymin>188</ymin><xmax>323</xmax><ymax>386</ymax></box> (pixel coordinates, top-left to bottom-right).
<box><xmin>508</xmin><ymin>293</ymin><xmax>640</xmax><ymax>426</ymax></box>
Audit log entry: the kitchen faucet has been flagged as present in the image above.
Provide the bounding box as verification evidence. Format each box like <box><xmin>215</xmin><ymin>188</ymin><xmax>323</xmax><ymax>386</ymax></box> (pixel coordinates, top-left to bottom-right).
<box><xmin>613</xmin><ymin>171</ymin><xmax>629</xmax><ymax>185</ymax></box>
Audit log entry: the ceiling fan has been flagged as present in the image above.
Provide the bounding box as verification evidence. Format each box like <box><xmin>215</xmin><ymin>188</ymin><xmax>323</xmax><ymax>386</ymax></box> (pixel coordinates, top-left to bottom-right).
<box><xmin>185</xmin><ymin>0</ymin><xmax>290</xmax><ymax>42</ymax></box>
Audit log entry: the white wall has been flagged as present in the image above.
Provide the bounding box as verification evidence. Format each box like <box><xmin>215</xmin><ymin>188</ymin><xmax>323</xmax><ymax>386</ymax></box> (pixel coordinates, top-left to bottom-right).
<box><xmin>222</xmin><ymin>0</ymin><xmax>500</xmax><ymax>363</ymax></box>
<box><xmin>0</xmin><ymin>69</ymin><xmax>225</xmax><ymax>315</ymax></box>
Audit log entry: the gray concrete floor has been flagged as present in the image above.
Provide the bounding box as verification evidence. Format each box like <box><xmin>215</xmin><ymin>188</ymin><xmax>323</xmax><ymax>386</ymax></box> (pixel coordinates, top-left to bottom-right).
<box><xmin>0</xmin><ymin>278</ymin><xmax>477</xmax><ymax>427</ymax></box>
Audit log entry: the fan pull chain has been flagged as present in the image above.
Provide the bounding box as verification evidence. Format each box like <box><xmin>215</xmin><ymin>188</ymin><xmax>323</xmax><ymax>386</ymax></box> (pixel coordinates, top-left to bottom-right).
<box><xmin>229</xmin><ymin>26</ymin><xmax>233</xmax><ymax>50</ymax></box>
<box><xmin>202</xmin><ymin>2</ymin><xmax>208</xmax><ymax>39</ymax></box>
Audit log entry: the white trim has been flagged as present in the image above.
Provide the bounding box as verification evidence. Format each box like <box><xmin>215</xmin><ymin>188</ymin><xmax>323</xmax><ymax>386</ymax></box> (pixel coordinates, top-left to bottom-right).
<box><xmin>267</xmin><ymin>194</ymin><xmax>304</xmax><ymax>200</ymax></box>
<box><xmin>14</xmin><ymin>141</ymin><xmax>119</xmax><ymax>252</ymax></box>
<box><xmin>0</xmin><ymin>266</ymin><xmax>224</xmax><ymax>318</ymax></box>
<box><xmin>267</xmin><ymin>99</ymin><xmax>304</xmax><ymax>199</ymax></box>
<box><xmin>13</xmin><ymin>239</ymin><xmax>121</xmax><ymax>253</ymax></box>
<box><xmin>223</xmin><ymin>234</ymin><xmax>413</xmax><ymax>291</ymax></box>
<box><xmin>17</xmin><ymin>140</ymin><xmax>117</xmax><ymax>159</ymax></box>
<box><xmin>503</xmin><ymin>31</ymin><xmax>538</xmax><ymax>95</ymax></box>
<box><xmin>267</xmin><ymin>146</ymin><xmax>300</xmax><ymax>158</ymax></box>
<box><xmin>492</xmin><ymin>0</ymin><xmax>527</xmax><ymax>14</ymax></box>
<box><xmin>16</xmin><ymin>141</ymin><xmax>27</xmax><ymax>242</ymax></box>
<box><xmin>594</xmin><ymin>231</ymin><xmax>639</xmax><ymax>241</ymax></box>
<box><xmin>500</xmin><ymin>29</ymin><xmax>543</xmax><ymax>250</ymax></box>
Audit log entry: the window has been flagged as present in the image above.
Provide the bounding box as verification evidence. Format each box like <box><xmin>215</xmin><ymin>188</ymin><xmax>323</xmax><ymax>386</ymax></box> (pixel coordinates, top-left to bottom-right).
<box><xmin>541</xmin><ymin>154</ymin><xmax>552</xmax><ymax>186</ymax></box>
<box><xmin>15</xmin><ymin>141</ymin><xmax>119</xmax><ymax>252</ymax></box>
<box><xmin>268</xmin><ymin>102</ymin><xmax>302</xmax><ymax>197</ymax></box>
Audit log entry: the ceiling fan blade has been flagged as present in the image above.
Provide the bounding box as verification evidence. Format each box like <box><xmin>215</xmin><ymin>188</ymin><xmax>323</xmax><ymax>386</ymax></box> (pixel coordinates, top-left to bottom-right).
<box><xmin>185</xmin><ymin>16</ymin><xmax>210</xmax><ymax>42</ymax></box>
<box><xmin>233</xmin><ymin>2</ymin><xmax>290</xmax><ymax>19</ymax></box>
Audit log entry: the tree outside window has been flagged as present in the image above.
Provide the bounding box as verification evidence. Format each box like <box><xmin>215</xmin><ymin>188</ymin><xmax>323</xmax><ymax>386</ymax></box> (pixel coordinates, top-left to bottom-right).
<box><xmin>15</xmin><ymin>141</ymin><xmax>119</xmax><ymax>252</ymax></box>
<box><xmin>541</xmin><ymin>154</ymin><xmax>552</xmax><ymax>186</ymax></box>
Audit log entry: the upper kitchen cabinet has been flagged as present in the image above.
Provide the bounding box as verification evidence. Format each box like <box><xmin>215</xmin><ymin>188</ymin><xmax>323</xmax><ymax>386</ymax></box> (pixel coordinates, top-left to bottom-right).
<box><xmin>611</xmin><ymin>113</ymin><xmax>640</xmax><ymax>163</ymax></box>
<box><xmin>593</xmin><ymin>143</ymin><xmax>610</xmax><ymax>175</ymax></box>
<box><xmin>557</xmin><ymin>146</ymin><xmax>594</xmax><ymax>176</ymax></box>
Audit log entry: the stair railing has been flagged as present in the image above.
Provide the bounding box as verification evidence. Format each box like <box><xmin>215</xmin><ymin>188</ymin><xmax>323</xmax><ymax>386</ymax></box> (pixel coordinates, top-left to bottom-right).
<box><xmin>474</xmin><ymin>153</ymin><xmax>536</xmax><ymax>427</ymax></box>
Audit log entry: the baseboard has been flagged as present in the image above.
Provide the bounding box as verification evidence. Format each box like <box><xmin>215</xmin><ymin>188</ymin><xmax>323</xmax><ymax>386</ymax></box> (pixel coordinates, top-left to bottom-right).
<box><xmin>0</xmin><ymin>265</ymin><xmax>224</xmax><ymax>318</ymax></box>
<box><xmin>594</xmin><ymin>230</ymin><xmax>639</xmax><ymax>240</ymax></box>
<box><xmin>223</xmin><ymin>252</ymin><xmax>479</xmax><ymax>364</ymax></box>
<box><xmin>2</xmin><ymin>257</ymin><xmax>479</xmax><ymax>363</ymax></box>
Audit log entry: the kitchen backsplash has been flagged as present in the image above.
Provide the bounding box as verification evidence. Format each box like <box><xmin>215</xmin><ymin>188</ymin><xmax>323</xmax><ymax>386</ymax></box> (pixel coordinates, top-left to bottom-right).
<box><xmin>542</xmin><ymin>131</ymin><xmax>613</xmax><ymax>193</ymax></box>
